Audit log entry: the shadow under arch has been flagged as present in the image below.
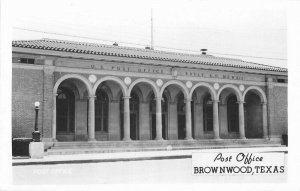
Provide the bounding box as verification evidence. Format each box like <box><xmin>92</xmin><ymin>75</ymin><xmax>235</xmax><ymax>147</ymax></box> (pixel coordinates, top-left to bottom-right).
<box><xmin>242</xmin><ymin>86</ymin><xmax>267</xmax><ymax>103</ymax></box>
<box><xmin>189</xmin><ymin>82</ymin><xmax>217</xmax><ymax>101</ymax></box>
<box><xmin>128</xmin><ymin>78</ymin><xmax>159</xmax><ymax>98</ymax></box>
<box><xmin>159</xmin><ymin>80</ymin><xmax>189</xmax><ymax>99</ymax></box>
<box><xmin>93</xmin><ymin>76</ymin><xmax>127</xmax><ymax>97</ymax></box>
<box><xmin>54</xmin><ymin>74</ymin><xmax>92</xmax><ymax>96</ymax></box>
<box><xmin>217</xmin><ymin>84</ymin><xmax>242</xmax><ymax>102</ymax></box>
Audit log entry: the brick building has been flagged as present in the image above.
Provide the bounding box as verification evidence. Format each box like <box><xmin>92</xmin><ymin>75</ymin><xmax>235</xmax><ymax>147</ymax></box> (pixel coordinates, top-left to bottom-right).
<box><xmin>12</xmin><ymin>39</ymin><xmax>288</xmax><ymax>152</ymax></box>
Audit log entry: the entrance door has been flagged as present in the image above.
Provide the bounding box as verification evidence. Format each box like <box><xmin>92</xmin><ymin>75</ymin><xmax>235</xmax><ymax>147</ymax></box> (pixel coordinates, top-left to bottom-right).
<box><xmin>178</xmin><ymin>115</ymin><xmax>186</xmax><ymax>139</ymax></box>
<box><xmin>245</xmin><ymin>92</ymin><xmax>263</xmax><ymax>138</ymax></box>
<box><xmin>56</xmin><ymin>87</ymin><xmax>75</xmax><ymax>142</ymax></box>
<box><xmin>177</xmin><ymin>92</ymin><xmax>186</xmax><ymax>140</ymax></box>
<box><xmin>162</xmin><ymin>113</ymin><xmax>167</xmax><ymax>139</ymax></box>
<box><xmin>151</xmin><ymin>114</ymin><xmax>156</xmax><ymax>140</ymax></box>
<box><xmin>130</xmin><ymin>113</ymin><xmax>138</xmax><ymax>140</ymax></box>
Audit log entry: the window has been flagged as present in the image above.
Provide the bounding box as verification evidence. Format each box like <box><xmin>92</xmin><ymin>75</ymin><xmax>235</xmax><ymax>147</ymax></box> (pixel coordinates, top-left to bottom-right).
<box><xmin>95</xmin><ymin>89</ymin><xmax>109</xmax><ymax>132</ymax></box>
<box><xmin>277</xmin><ymin>79</ymin><xmax>285</xmax><ymax>83</ymax></box>
<box><xmin>20</xmin><ymin>58</ymin><xmax>35</xmax><ymax>64</ymax></box>
<box><xmin>203</xmin><ymin>94</ymin><xmax>213</xmax><ymax>132</ymax></box>
<box><xmin>177</xmin><ymin>92</ymin><xmax>186</xmax><ymax>139</ymax></box>
<box><xmin>227</xmin><ymin>94</ymin><xmax>239</xmax><ymax>133</ymax></box>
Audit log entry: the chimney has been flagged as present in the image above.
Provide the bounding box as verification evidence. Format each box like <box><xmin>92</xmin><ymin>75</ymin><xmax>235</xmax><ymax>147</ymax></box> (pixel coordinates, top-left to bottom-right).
<box><xmin>201</xmin><ymin>49</ymin><xmax>207</xmax><ymax>55</ymax></box>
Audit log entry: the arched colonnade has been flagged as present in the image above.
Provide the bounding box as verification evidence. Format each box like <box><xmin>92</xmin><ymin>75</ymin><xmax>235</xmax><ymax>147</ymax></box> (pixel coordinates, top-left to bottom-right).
<box><xmin>52</xmin><ymin>74</ymin><xmax>268</xmax><ymax>142</ymax></box>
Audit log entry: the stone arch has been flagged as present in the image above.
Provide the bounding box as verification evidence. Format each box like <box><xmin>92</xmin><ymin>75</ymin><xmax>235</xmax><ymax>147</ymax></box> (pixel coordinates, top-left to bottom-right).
<box><xmin>219</xmin><ymin>91</ymin><xmax>236</xmax><ymax>104</ymax></box>
<box><xmin>243</xmin><ymin>86</ymin><xmax>267</xmax><ymax>103</ymax></box>
<box><xmin>58</xmin><ymin>81</ymin><xmax>80</xmax><ymax>99</ymax></box>
<box><xmin>217</xmin><ymin>84</ymin><xmax>242</xmax><ymax>102</ymax></box>
<box><xmin>54</xmin><ymin>74</ymin><xmax>92</xmax><ymax>96</ymax></box>
<box><xmin>128</xmin><ymin>78</ymin><xmax>159</xmax><ymax>98</ymax></box>
<box><xmin>159</xmin><ymin>80</ymin><xmax>189</xmax><ymax>99</ymax></box>
<box><xmin>93</xmin><ymin>76</ymin><xmax>127</xmax><ymax>97</ymax></box>
<box><xmin>189</xmin><ymin>82</ymin><xmax>217</xmax><ymax>101</ymax></box>
<box><xmin>243</xmin><ymin>86</ymin><xmax>266</xmax><ymax>139</ymax></box>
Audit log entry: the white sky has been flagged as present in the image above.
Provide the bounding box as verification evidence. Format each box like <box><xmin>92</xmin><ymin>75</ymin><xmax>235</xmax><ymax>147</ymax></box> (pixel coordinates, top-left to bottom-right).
<box><xmin>10</xmin><ymin>0</ymin><xmax>287</xmax><ymax>67</ymax></box>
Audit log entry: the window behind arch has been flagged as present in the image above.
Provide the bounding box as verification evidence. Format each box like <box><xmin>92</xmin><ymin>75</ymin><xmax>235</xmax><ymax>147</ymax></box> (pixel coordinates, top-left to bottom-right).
<box><xmin>227</xmin><ymin>94</ymin><xmax>239</xmax><ymax>133</ymax></box>
<box><xmin>177</xmin><ymin>93</ymin><xmax>185</xmax><ymax>113</ymax></box>
<box><xmin>203</xmin><ymin>94</ymin><xmax>213</xmax><ymax>132</ymax></box>
<box><xmin>57</xmin><ymin>87</ymin><xmax>75</xmax><ymax>133</ymax></box>
<box><xmin>130</xmin><ymin>92</ymin><xmax>139</xmax><ymax>112</ymax></box>
<box><xmin>95</xmin><ymin>89</ymin><xmax>109</xmax><ymax>132</ymax></box>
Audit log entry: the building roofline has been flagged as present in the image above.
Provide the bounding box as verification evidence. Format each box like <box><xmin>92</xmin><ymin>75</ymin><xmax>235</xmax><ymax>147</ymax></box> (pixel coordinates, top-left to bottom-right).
<box><xmin>12</xmin><ymin>38</ymin><xmax>287</xmax><ymax>73</ymax></box>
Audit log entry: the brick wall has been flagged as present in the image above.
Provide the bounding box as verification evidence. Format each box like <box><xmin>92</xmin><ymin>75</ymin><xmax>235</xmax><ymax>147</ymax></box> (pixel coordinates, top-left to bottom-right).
<box><xmin>272</xmin><ymin>86</ymin><xmax>288</xmax><ymax>136</ymax></box>
<box><xmin>12</xmin><ymin>65</ymin><xmax>288</xmax><ymax>141</ymax></box>
<box><xmin>12</xmin><ymin>68</ymin><xmax>44</xmax><ymax>138</ymax></box>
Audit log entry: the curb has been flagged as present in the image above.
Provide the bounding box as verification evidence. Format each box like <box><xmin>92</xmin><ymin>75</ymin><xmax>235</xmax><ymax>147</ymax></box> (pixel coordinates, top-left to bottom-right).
<box><xmin>12</xmin><ymin>154</ymin><xmax>192</xmax><ymax>166</ymax></box>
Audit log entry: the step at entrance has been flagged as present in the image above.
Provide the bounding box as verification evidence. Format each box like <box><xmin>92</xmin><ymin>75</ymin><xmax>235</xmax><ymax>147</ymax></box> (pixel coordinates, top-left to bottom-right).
<box><xmin>46</xmin><ymin>139</ymin><xmax>282</xmax><ymax>155</ymax></box>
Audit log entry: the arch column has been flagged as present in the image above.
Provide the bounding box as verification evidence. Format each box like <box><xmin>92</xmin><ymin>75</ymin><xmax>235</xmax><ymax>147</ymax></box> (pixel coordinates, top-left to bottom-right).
<box><xmin>88</xmin><ymin>95</ymin><xmax>96</xmax><ymax>141</ymax></box>
<box><xmin>155</xmin><ymin>97</ymin><xmax>163</xmax><ymax>140</ymax></box>
<box><xmin>185</xmin><ymin>98</ymin><xmax>193</xmax><ymax>140</ymax></box>
<box><xmin>212</xmin><ymin>100</ymin><xmax>220</xmax><ymax>139</ymax></box>
<box><xmin>262</xmin><ymin>102</ymin><xmax>268</xmax><ymax>139</ymax></box>
<box><xmin>123</xmin><ymin>96</ymin><xmax>131</xmax><ymax>141</ymax></box>
<box><xmin>238</xmin><ymin>101</ymin><xmax>246</xmax><ymax>139</ymax></box>
<box><xmin>52</xmin><ymin>94</ymin><xmax>58</xmax><ymax>141</ymax></box>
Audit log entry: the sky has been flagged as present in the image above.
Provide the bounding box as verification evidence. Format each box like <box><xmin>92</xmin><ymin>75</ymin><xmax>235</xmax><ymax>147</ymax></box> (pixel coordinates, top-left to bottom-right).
<box><xmin>10</xmin><ymin>0</ymin><xmax>287</xmax><ymax>68</ymax></box>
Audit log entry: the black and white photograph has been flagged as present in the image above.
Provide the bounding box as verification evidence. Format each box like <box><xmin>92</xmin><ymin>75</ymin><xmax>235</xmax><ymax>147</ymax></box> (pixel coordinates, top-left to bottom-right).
<box><xmin>1</xmin><ymin>0</ymin><xmax>299</xmax><ymax>190</ymax></box>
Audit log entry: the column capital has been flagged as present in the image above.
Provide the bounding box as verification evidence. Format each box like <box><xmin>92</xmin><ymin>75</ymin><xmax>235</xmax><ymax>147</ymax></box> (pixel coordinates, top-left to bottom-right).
<box><xmin>88</xmin><ymin>95</ymin><xmax>96</xmax><ymax>98</ymax></box>
<box><xmin>184</xmin><ymin>98</ymin><xmax>192</xmax><ymax>102</ymax></box>
<box><xmin>123</xmin><ymin>96</ymin><xmax>131</xmax><ymax>99</ymax></box>
<box><xmin>261</xmin><ymin>102</ymin><xmax>268</xmax><ymax>105</ymax></box>
<box><xmin>237</xmin><ymin>101</ymin><xmax>245</xmax><ymax>104</ymax></box>
<box><xmin>154</xmin><ymin>96</ymin><xmax>163</xmax><ymax>101</ymax></box>
<box><xmin>212</xmin><ymin>99</ymin><xmax>220</xmax><ymax>103</ymax></box>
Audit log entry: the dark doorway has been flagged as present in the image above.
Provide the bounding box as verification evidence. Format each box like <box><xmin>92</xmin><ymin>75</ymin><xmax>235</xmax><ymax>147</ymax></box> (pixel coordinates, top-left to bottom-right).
<box><xmin>227</xmin><ymin>94</ymin><xmax>239</xmax><ymax>133</ymax></box>
<box><xmin>177</xmin><ymin>92</ymin><xmax>186</xmax><ymax>140</ymax></box>
<box><xmin>95</xmin><ymin>89</ymin><xmax>109</xmax><ymax>132</ymax></box>
<box><xmin>56</xmin><ymin>87</ymin><xmax>75</xmax><ymax>141</ymax></box>
<box><xmin>245</xmin><ymin>92</ymin><xmax>263</xmax><ymax>138</ymax></box>
<box><xmin>203</xmin><ymin>93</ymin><xmax>213</xmax><ymax>132</ymax></box>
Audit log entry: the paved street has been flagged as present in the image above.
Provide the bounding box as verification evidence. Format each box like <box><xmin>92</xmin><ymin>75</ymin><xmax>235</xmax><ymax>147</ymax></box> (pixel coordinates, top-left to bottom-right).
<box><xmin>13</xmin><ymin>157</ymin><xmax>287</xmax><ymax>184</ymax></box>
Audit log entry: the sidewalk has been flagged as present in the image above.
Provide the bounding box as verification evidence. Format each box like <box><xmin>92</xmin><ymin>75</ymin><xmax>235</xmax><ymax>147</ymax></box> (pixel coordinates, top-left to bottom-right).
<box><xmin>12</xmin><ymin>146</ymin><xmax>288</xmax><ymax>166</ymax></box>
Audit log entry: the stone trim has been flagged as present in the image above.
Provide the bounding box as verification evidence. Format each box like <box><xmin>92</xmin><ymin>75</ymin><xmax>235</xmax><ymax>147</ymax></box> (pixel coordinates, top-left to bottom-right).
<box><xmin>13</xmin><ymin>64</ymin><xmax>287</xmax><ymax>87</ymax></box>
<box><xmin>12</xmin><ymin>48</ymin><xmax>287</xmax><ymax>75</ymax></box>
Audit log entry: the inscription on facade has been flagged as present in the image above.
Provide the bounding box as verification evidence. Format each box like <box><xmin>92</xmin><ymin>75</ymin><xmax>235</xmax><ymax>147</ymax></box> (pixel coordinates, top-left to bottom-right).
<box><xmin>56</xmin><ymin>59</ymin><xmax>263</xmax><ymax>81</ymax></box>
<box><xmin>184</xmin><ymin>71</ymin><xmax>245</xmax><ymax>80</ymax></box>
<box><xmin>90</xmin><ymin>64</ymin><xmax>166</xmax><ymax>74</ymax></box>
